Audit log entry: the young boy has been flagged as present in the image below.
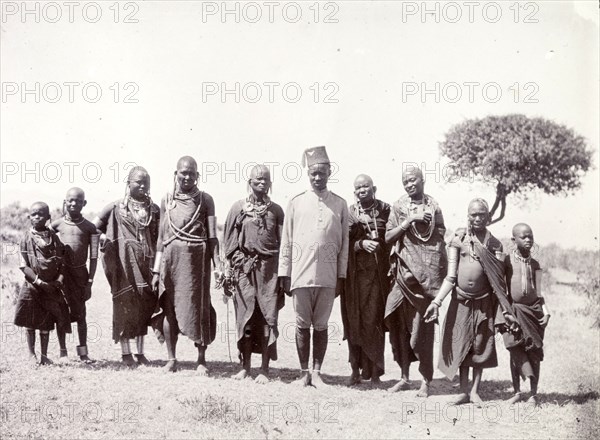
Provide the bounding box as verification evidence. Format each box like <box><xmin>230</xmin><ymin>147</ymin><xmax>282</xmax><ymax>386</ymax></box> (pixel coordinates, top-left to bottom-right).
<box><xmin>503</xmin><ymin>223</ymin><xmax>550</xmax><ymax>406</ymax></box>
<box><xmin>14</xmin><ymin>202</ymin><xmax>71</xmax><ymax>365</ymax></box>
<box><xmin>52</xmin><ymin>188</ymin><xmax>99</xmax><ymax>362</ymax></box>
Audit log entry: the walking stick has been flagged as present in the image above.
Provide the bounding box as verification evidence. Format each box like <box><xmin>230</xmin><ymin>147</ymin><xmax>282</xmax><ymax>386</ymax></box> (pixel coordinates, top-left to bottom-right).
<box><xmin>225</xmin><ymin>298</ymin><xmax>233</xmax><ymax>363</ymax></box>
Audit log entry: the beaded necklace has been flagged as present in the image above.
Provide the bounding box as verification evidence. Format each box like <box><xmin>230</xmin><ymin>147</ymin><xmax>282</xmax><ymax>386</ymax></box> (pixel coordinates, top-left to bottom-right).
<box><xmin>513</xmin><ymin>249</ymin><xmax>533</xmax><ymax>296</ymax></box>
<box><xmin>407</xmin><ymin>195</ymin><xmax>435</xmax><ymax>242</ymax></box>
<box><xmin>356</xmin><ymin>199</ymin><xmax>379</xmax><ymax>239</ymax></box>
<box><xmin>128</xmin><ymin>198</ymin><xmax>152</xmax><ymax>228</ymax></box>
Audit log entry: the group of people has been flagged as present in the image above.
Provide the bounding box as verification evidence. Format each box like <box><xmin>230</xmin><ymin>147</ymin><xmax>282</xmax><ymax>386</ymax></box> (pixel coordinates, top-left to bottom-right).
<box><xmin>14</xmin><ymin>146</ymin><xmax>551</xmax><ymax>406</ymax></box>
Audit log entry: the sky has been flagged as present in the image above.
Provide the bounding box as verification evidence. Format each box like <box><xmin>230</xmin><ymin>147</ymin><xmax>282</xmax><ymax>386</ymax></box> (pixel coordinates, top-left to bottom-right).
<box><xmin>1</xmin><ymin>1</ymin><xmax>598</xmax><ymax>250</ymax></box>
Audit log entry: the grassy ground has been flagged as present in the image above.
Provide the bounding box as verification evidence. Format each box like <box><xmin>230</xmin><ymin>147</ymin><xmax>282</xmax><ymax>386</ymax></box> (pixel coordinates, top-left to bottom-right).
<box><xmin>1</xmin><ymin>254</ymin><xmax>598</xmax><ymax>439</ymax></box>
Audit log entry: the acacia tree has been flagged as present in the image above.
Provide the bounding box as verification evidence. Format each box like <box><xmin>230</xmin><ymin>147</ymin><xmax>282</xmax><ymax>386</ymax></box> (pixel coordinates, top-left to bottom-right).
<box><xmin>440</xmin><ymin>114</ymin><xmax>593</xmax><ymax>224</ymax></box>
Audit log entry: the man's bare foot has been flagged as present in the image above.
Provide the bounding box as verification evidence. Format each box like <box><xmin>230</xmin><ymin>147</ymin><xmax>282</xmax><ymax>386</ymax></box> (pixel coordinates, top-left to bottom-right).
<box><xmin>470</xmin><ymin>392</ymin><xmax>484</xmax><ymax>408</ymax></box>
<box><xmin>29</xmin><ymin>354</ymin><xmax>38</xmax><ymax>366</ymax></box>
<box><xmin>121</xmin><ymin>354</ymin><xmax>137</xmax><ymax>368</ymax></box>
<box><xmin>416</xmin><ymin>381</ymin><xmax>430</xmax><ymax>397</ymax></box>
<box><xmin>233</xmin><ymin>369</ymin><xmax>249</xmax><ymax>380</ymax></box>
<box><xmin>347</xmin><ymin>371</ymin><xmax>361</xmax><ymax>386</ymax></box>
<box><xmin>196</xmin><ymin>363</ymin><xmax>209</xmax><ymax>376</ymax></box>
<box><xmin>163</xmin><ymin>359</ymin><xmax>178</xmax><ymax>373</ymax></box>
<box><xmin>255</xmin><ymin>373</ymin><xmax>269</xmax><ymax>384</ymax></box>
<box><xmin>388</xmin><ymin>379</ymin><xmax>411</xmax><ymax>393</ymax></box>
<box><xmin>526</xmin><ymin>394</ymin><xmax>539</xmax><ymax>406</ymax></box>
<box><xmin>40</xmin><ymin>355</ymin><xmax>53</xmax><ymax>366</ymax></box>
<box><xmin>451</xmin><ymin>393</ymin><xmax>470</xmax><ymax>405</ymax></box>
<box><xmin>292</xmin><ymin>371</ymin><xmax>311</xmax><ymax>387</ymax></box>
<box><xmin>371</xmin><ymin>375</ymin><xmax>382</xmax><ymax>386</ymax></box>
<box><xmin>507</xmin><ymin>392</ymin><xmax>524</xmax><ymax>405</ymax></box>
<box><xmin>134</xmin><ymin>354</ymin><xmax>151</xmax><ymax>366</ymax></box>
<box><xmin>311</xmin><ymin>371</ymin><xmax>328</xmax><ymax>388</ymax></box>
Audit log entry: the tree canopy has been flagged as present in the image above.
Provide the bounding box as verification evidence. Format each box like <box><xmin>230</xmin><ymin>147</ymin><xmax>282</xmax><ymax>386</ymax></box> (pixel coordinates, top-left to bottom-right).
<box><xmin>440</xmin><ymin>114</ymin><xmax>593</xmax><ymax>224</ymax></box>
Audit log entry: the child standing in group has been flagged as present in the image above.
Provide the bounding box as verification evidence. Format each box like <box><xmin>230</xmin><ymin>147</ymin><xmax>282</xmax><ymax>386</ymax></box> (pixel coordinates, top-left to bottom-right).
<box><xmin>52</xmin><ymin>188</ymin><xmax>99</xmax><ymax>362</ymax></box>
<box><xmin>14</xmin><ymin>202</ymin><xmax>72</xmax><ymax>365</ymax></box>
<box><xmin>503</xmin><ymin>223</ymin><xmax>551</xmax><ymax>406</ymax></box>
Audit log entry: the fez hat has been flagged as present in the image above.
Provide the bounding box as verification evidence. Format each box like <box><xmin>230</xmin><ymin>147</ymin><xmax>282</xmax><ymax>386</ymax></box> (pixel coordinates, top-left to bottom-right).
<box><xmin>302</xmin><ymin>146</ymin><xmax>330</xmax><ymax>167</ymax></box>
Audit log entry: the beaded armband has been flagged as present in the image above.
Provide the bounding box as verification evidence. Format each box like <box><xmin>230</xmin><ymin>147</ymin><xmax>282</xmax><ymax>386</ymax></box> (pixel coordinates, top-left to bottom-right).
<box><xmin>208</xmin><ymin>216</ymin><xmax>218</xmax><ymax>239</ymax></box>
<box><xmin>444</xmin><ymin>245</ymin><xmax>459</xmax><ymax>284</ymax></box>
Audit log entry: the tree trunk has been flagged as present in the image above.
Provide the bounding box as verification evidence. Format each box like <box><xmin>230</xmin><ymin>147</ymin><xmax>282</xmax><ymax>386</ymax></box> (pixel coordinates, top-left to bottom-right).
<box><xmin>488</xmin><ymin>182</ymin><xmax>508</xmax><ymax>225</ymax></box>
<box><xmin>489</xmin><ymin>195</ymin><xmax>507</xmax><ymax>225</ymax></box>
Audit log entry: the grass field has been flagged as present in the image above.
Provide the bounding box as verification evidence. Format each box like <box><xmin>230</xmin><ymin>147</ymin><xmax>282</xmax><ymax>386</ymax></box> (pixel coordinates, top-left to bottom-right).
<box><xmin>1</xmin><ymin>252</ymin><xmax>598</xmax><ymax>439</ymax></box>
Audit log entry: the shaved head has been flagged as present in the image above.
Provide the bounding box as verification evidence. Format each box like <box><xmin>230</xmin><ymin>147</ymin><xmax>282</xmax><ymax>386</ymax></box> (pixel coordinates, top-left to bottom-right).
<box><xmin>66</xmin><ymin>187</ymin><xmax>85</xmax><ymax>199</ymax></box>
<box><xmin>512</xmin><ymin>223</ymin><xmax>533</xmax><ymax>237</ymax></box>
<box><xmin>177</xmin><ymin>156</ymin><xmax>198</xmax><ymax>171</ymax></box>
<box><xmin>31</xmin><ymin>201</ymin><xmax>49</xmax><ymax>213</ymax></box>
<box><xmin>353</xmin><ymin>174</ymin><xmax>373</xmax><ymax>187</ymax></box>
<box><xmin>402</xmin><ymin>166</ymin><xmax>423</xmax><ymax>180</ymax></box>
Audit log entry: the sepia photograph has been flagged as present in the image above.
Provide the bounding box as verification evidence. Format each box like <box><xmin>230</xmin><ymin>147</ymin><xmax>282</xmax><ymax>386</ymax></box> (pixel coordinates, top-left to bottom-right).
<box><xmin>1</xmin><ymin>1</ymin><xmax>598</xmax><ymax>439</ymax></box>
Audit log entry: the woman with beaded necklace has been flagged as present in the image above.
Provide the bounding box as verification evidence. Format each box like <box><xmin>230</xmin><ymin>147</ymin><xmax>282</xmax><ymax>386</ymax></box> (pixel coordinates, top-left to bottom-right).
<box><xmin>384</xmin><ymin>166</ymin><xmax>447</xmax><ymax>397</ymax></box>
<box><xmin>94</xmin><ymin>166</ymin><xmax>160</xmax><ymax>367</ymax></box>
<box><xmin>341</xmin><ymin>174</ymin><xmax>391</xmax><ymax>386</ymax></box>
<box><xmin>222</xmin><ymin>164</ymin><xmax>285</xmax><ymax>383</ymax></box>
<box><xmin>151</xmin><ymin>156</ymin><xmax>219</xmax><ymax>375</ymax></box>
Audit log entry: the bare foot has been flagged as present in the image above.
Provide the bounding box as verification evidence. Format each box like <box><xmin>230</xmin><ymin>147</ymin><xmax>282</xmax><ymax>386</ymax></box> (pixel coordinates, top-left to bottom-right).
<box><xmin>196</xmin><ymin>363</ymin><xmax>209</xmax><ymax>376</ymax></box>
<box><xmin>507</xmin><ymin>392</ymin><xmax>524</xmax><ymax>405</ymax></box>
<box><xmin>292</xmin><ymin>371</ymin><xmax>311</xmax><ymax>387</ymax></box>
<box><xmin>57</xmin><ymin>355</ymin><xmax>70</xmax><ymax>365</ymax></box>
<box><xmin>40</xmin><ymin>355</ymin><xmax>53</xmax><ymax>366</ymax></box>
<box><xmin>29</xmin><ymin>354</ymin><xmax>38</xmax><ymax>366</ymax></box>
<box><xmin>134</xmin><ymin>354</ymin><xmax>151</xmax><ymax>366</ymax></box>
<box><xmin>388</xmin><ymin>379</ymin><xmax>411</xmax><ymax>393</ymax></box>
<box><xmin>347</xmin><ymin>372</ymin><xmax>361</xmax><ymax>386</ymax></box>
<box><xmin>121</xmin><ymin>354</ymin><xmax>137</xmax><ymax>368</ymax></box>
<box><xmin>311</xmin><ymin>371</ymin><xmax>329</xmax><ymax>388</ymax></box>
<box><xmin>371</xmin><ymin>375</ymin><xmax>382</xmax><ymax>386</ymax></box>
<box><xmin>526</xmin><ymin>394</ymin><xmax>539</xmax><ymax>406</ymax></box>
<box><xmin>451</xmin><ymin>393</ymin><xmax>470</xmax><ymax>405</ymax></box>
<box><xmin>470</xmin><ymin>392</ymin><xmax>484</xmax><ymax>408</ymax></box>
<box><xmin>163</xmin><ymin>359</ymin><xmax>178</xmax><ymax>373</ymax></box>
<box><xmin>233</xmin><ymin>369</ymin><xmax>249</xmax><ymax>380</ymax></box>
<box><xmin>255</xmin><ymin>373</ymin><xmax>269</xmax><ymax>384</ymax></box>
<box><xmin>416</xmin><ymin>381</ymin><xmax>430</xmax><ymax>398</ymax></box>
